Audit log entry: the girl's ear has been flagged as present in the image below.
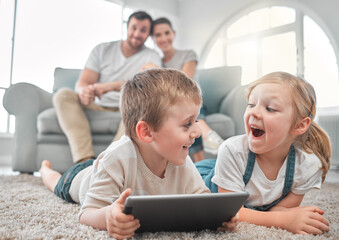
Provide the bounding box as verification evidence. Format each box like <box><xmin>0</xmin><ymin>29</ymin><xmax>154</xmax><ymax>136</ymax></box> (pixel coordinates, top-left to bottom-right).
<box><xmin>136</xmin><ymin>121</ymin><xmax>153</xmax><ymax>143</ymax></box>
<box><xmin>291</xmin><ymin>117</ymin><xmax>311</xmax><ymax>136</ymax></box>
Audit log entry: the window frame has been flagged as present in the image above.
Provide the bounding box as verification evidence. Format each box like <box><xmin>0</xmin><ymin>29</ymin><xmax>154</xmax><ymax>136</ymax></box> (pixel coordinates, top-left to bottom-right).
<box><xmin>200</xmin><ymin>2</ymin><xmax>339</xmax><ymax>86</ymax></box>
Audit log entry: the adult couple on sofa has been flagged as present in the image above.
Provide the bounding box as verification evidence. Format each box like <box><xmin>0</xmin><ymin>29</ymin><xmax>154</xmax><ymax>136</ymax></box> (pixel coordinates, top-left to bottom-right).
<box><xmin>3</xmin><ymin>10</ymin><xmax>247</xmax><ymax>173</ymax></box>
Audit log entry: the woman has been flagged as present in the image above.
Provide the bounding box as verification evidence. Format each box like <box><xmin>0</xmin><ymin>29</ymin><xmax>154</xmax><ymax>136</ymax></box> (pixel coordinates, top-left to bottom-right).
<box><xmin>143</xmin><ymin>17</ymin><xmax>224</xmax><ymax>161</ymax></box>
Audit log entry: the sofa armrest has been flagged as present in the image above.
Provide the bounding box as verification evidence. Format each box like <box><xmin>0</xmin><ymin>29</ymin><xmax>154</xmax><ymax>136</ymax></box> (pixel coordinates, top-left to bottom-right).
<box><xmin>219</xmin><ymin>85</ymin><xmax>248</xmax><ymax>135</ymax></box>
<box><xmin>4</xmin><ymin>82</ymin><xmax>53</xmax><ymax>115</ymax></box>
<box><xmin>3</xmin><ymin>83</ymin><xmax>53</xmax><ymax>172</ymax></box>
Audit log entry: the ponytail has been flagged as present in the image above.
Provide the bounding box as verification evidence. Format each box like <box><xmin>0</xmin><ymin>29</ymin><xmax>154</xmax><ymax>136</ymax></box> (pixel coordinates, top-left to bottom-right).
<box><xmin>302</xmin><ymin>121</ymin><xmax>331</xmax><ymax>183</ymax></box>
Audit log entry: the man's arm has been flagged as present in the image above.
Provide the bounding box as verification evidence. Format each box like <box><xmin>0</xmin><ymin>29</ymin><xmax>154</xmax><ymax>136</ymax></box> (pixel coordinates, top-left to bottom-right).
<box><xmin>75</xmin><ymin>68</ymin><xmax>99</xmax><ymax>105</ymax></box>
<box><xmin>75</xmin><ymin>68</ymin><xmax>126</xmax><ymax>104</ymax></box>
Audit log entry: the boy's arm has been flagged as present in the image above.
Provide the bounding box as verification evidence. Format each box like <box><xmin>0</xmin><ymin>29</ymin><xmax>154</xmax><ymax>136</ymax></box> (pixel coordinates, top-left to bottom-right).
<box><xmin>79</xmin><ymin>189</ymin><xmax>140</xmax><ymax>240</ymax></box>
<box><xmin>219</xmin><ymin>187</ymin><xmax>329</xmax><ymax>234</ymax></box>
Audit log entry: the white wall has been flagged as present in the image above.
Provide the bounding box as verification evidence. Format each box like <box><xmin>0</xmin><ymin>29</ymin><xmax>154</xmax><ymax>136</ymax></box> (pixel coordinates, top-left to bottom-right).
<box><xmin>177</xmin><ymin>0</ymin><xmax>339</xmax><ymax>60</ymax></box>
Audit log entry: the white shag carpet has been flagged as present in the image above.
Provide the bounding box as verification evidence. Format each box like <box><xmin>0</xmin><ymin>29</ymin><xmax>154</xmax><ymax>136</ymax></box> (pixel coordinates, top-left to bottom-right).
<box><xmin>0</xmin><ymin>174</ymin><xmax>338</xmax><ymax>239</ymax></box>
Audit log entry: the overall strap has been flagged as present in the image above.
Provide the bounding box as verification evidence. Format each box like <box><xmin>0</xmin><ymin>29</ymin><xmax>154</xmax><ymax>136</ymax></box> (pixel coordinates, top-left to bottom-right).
<box><xmin>244</xmin><ymin>145</ymin><xmax>296</xmax><ymax>211</ymax></box>
<box><xmin>243</xmin><ymin>150</ymin><xmax>256</xmax><ymax>185</ymax></box>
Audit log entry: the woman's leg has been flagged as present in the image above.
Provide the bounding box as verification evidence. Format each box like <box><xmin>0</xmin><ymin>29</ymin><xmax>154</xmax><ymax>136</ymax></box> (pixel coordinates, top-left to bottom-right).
<box><xmin>39</xmin><ymin>160</ymin><xmax>62</xmax><ymax>192</ymax></box>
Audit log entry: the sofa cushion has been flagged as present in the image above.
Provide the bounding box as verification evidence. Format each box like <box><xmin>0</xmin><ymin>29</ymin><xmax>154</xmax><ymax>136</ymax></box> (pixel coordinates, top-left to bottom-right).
<box><xmin>37</xmin><ymin>108</ymin><xmax>122</xmax><ymax>134</ymax></box>
<box><xmin>199</xmin><ymin>66</ymin><xmax>241</xmax><ymax>114</ymax></box>
<box><xmin>53</xmin><ymin>68</ymin><xmax>81</xmax><ymax>93</ymax></box>
<box><xmin>205</xmin><ymin>113</ymin><xmax>235</xmax><ymax>139</ymax></box>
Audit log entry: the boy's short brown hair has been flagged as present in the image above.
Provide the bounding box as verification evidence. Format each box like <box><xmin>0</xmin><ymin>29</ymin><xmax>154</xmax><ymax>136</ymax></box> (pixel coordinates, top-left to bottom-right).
<box><xmin>121</xmin><ymin>68</ymin><xmax>202</xmax><ymax>138</ymax></box>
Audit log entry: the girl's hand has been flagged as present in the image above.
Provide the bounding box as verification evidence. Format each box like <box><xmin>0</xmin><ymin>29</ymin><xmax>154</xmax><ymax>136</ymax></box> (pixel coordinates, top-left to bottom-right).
<box><xmin>105</xmin><ymin>189</ymin><xmax>140</xmax><ymax>239</ymax></box>
<box><xmin>283</xmin><ymin>206</ymin><xmax>329</xmax><ymax>235</ymax></box>
<box><xmin>217</xmin><ymin>213</ymin><xmax>239</xmax><ymax>232</ymax></box>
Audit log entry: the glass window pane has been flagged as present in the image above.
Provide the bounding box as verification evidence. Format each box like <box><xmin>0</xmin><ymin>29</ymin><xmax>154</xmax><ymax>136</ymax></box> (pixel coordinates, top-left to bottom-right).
<box><xmin>227</xmin><ymin>16</ymin><xmax>249</xmax><ymax>39</ymax></box>
<box><xmin>270</xmin><ymin>7</ymin><xmax>295</xmax><ymax>28</ymax></box>
<box><xmin>262</xmin><ymin>32</ymin><xmax>297</xmax><ymax>76</ymax></box>
<box><xmin>122</xmin><ymin>7</ymin><xmax>134</xmax><ymax>40</ymax></box>
<box><xmin>248</xmin><ymin>8</ymin><xmax>270</xmax><ymax>33</ymax></box>
<box><xmin>227</xmin><ymin>41</ymin><xmax>258</xmax><ymax>85</ymax></box>
<box><xmin>203</xmin><ymin>38</ymin><xmax>224</xmax><ymax>69</ymax></box>
<box><xmin>12</xmin><ymin>0</ymin><xmax>122</xmax><ymax>92</ymax></box>
<box><xmin>0</xmin><ymin>0</ymin><xmax>14</xmax><ymax>89</ymax></box>
<box><xmin>304</xmin><ymin>16</ymin><xmax>339</xmax><ymax>107</ymax></box>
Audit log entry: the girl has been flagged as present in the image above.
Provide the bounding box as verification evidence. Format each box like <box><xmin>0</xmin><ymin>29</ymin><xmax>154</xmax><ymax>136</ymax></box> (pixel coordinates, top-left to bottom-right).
<box><xmin>142</xmin><ymin>17</ymin><xmax>224</xmax><ymax>161</ymax></box>
<box><xmin>198</xmin><ymin>72</ymin><xmax>331</xmax><ymax>234</ymax></box>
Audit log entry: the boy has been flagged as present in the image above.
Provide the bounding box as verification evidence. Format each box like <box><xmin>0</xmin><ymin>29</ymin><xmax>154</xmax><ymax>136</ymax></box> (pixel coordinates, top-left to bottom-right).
<box><xmin>40</xmin><ymin>69</ymin><xmax>238</xmax><ymax>239</ymax></box>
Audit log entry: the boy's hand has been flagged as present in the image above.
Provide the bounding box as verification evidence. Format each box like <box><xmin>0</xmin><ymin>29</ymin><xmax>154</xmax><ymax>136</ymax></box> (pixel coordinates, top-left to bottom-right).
<box><xmin>217</xmin><ymin>213</ymin><xmax>239</xmax><ymax>232</ymax></box>
<box><xmin>105</xmin><ymin>188</ymin><xmax>140</xmax><ymax>239</ymax></box>
<box><xmin>283</xmin><ymin>206</ymin><xmax>329</xmax><ymax>235</ymax></box>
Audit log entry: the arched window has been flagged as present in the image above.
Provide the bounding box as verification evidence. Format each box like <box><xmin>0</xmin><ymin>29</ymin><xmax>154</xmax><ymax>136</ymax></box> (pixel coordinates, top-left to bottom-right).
<box><xmin>201</xmin><ymin>5</ymin><xmax>339</xmax><ymax>108</ymax></box>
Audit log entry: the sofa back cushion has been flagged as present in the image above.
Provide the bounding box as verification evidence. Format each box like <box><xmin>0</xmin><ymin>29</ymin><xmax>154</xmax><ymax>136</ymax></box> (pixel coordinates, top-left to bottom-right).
<box><xmin>53</xmin><ymin>67</ymin><xmax>81</xmax><ymax>93</ymax></box>
<box><xmin>198</xmin><ymin>66</ymin><xmax>241</xmax><ymax>114</ymax></box>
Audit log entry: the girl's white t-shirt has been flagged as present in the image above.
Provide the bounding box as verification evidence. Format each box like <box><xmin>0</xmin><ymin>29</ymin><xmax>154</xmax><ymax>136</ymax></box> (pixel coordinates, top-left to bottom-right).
<box><xmin>212</xmin><ymin>135</ymin><xmax>323</xmax><ymax>207</ymax></box>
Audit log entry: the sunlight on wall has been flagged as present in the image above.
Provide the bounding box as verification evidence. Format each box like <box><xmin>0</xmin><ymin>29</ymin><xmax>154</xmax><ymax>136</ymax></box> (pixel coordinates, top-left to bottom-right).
<box><xmin>304</xmin><ymin>16</ymin><xmax>339</xmax><ymax>107</ymax></box>
<box><xmin>12</xmin><ymin>0</ymin><xmax>122</xmax><ymax>92</ymax></box>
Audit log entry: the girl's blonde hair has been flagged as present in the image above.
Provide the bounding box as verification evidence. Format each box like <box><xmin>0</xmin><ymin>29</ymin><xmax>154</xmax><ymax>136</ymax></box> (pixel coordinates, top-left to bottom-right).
<box><xmin>121</xmin><ymin>68</ymin><xmax>202</xmax><ymax>139</ymax></box>
<box><xmin>245</xmin><ymin>72</ymin><xmax>331</xmax><ymax>182</ymax></box>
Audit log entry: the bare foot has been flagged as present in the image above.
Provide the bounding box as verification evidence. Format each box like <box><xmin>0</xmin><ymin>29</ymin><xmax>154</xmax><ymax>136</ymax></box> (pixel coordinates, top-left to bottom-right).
<box><xmin>39</xmin><ymin>160</ymin><xmax>61</xmax><ymax>192</ymax></box>
<box><xmin>39</xmin><ymin>160</ymin><xmax>52</xmax><ymax>174</ymax></box>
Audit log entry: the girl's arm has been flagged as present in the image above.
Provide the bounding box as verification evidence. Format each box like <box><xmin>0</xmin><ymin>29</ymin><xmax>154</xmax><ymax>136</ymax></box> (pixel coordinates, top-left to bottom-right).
<box><xmin>219</xmin><ymin>187</ymin><xmax>330</xmax><ymax>234</ymax></box>
<box><xmin>269</xmin><ymin>191</ymin><xmax>304</xmax><ymax>211</ymax></box>
<box><xmin>181</xmin><ymin>61</ymin><xmax>197</xmax><ymax>79</ymax></box>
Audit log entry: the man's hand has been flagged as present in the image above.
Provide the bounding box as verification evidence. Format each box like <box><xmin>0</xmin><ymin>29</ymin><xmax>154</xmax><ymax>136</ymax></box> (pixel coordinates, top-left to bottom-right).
<box><xmin>140</xmin><ymin>62</ymin><xmax>160</xmax><ymax>71</ymax></box>
<box><xmin>106</xmin><ymin>189</ymin><xmax>140</xmax><ymax>239</ymax></box>
<box><xmin>78</xmin><ymin>85</ymin><xmax>96</xmax><ymax>105</ymax></box>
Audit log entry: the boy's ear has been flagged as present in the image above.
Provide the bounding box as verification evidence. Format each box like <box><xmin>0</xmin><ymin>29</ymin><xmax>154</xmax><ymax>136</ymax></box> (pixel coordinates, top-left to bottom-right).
<box><xmin>135</xmin><ymin>121</ymin><xmax>153</xmax><ymax>143</ymax></box>
<box><xmin>291</xmin><ymin>117</ymin><xmax>311</xmax><ymax>136</ymax></box>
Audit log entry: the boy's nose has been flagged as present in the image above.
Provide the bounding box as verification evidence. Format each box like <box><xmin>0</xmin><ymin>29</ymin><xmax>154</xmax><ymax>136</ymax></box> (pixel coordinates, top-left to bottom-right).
<box><xmin>191</xmin><ymin>122</ymin><xmax>202</xmax><ymax>139</ymax></box>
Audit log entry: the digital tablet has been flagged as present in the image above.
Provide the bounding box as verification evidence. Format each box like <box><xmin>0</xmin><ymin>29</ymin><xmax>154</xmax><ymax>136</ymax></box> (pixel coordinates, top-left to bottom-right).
<box><xmin>123</xmin><ymin>192</ymin><xmax>249</xmax><ymax>233</ymax></box>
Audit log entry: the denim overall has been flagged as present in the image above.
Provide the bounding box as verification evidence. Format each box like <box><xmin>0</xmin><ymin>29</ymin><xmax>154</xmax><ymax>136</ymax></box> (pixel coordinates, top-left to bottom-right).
<box><xmin>195</xmin><ymin>145</ymin><xmax>296</xmax><ymax>211</ymax></box>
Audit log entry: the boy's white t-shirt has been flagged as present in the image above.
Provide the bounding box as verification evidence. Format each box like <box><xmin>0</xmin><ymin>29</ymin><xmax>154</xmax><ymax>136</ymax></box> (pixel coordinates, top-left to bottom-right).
<box><xmin>212</xmin><ymin>135</ymin><xmax>323</xmax><ymax>207</ymax></box>
<box><xmin>71</xmin><ymin>135</ymin><xmax>210</xmax><ymax>219</ymax></box>
<box><xmin>85</xmin><ymin>40</ymin><xmax>161</xmax><ymax>108</ymax></box>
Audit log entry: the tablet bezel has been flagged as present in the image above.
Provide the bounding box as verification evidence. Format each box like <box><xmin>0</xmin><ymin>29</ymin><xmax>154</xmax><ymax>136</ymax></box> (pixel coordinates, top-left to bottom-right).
<box><xmin>123</xmin><ymin>191</ymin><xmax>249</xmax><ymax>233</ymax></box>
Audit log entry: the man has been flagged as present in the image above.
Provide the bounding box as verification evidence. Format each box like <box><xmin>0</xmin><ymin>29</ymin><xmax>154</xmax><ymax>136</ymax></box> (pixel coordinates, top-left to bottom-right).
<box><xmin>53</xmin><ymin>11</ymin><xmax>161</xmax><ymax>164</ymax></box>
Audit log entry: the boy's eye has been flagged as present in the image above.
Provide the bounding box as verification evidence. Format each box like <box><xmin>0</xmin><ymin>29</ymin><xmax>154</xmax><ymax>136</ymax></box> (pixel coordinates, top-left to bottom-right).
<box><xmin>248</xmin><ymin>103</ymin><xmax>255</xmax><ymax>108</ymax></box>
<box><xmin>184</xmin><ymin>122</ymin><xmax>192</xmax><ymax>128</ymax></box>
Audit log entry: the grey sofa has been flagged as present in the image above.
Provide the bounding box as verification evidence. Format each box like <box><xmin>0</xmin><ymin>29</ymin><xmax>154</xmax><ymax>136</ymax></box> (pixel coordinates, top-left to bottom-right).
<box><xmin>3</xmin><ymin>66</ymin><xmax>247</xmax><ymax>173</ymax></box>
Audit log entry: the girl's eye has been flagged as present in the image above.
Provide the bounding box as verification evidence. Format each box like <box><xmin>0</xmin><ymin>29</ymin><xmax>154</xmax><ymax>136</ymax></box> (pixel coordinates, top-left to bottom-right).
<box><xmin>248</xmin><ymin>103</ymin><xmax>255</xmax><ymax>108</ymax></box>
<box><xmin>266</xmin><ymin>107</ymin><xmax>275</xmax><ymax>112</ymax></box>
